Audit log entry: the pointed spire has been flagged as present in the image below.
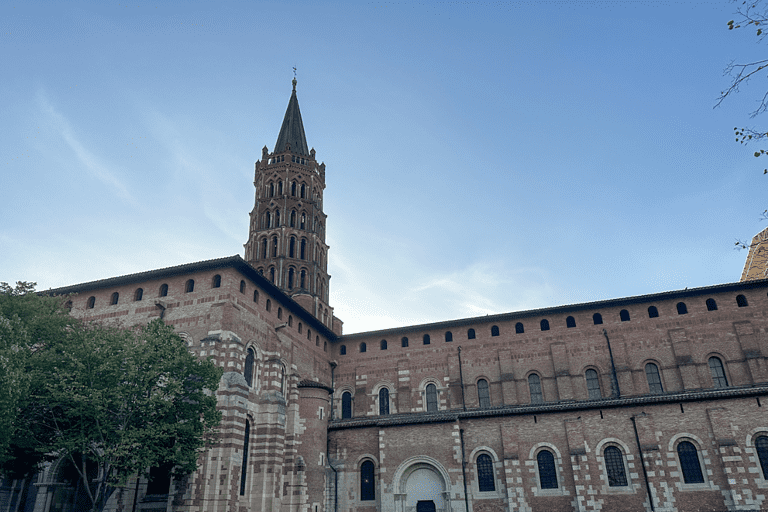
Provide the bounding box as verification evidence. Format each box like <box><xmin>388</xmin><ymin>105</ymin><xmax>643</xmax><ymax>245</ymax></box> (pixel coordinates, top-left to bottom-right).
<box><xmin>274</xmin><ymin>78</ymin><xmax>309</xmax><ymax>156</ymax></box>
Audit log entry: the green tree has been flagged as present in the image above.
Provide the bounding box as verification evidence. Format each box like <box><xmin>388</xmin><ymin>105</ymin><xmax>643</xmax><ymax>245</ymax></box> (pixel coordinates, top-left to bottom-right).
<box><xmin>0</xmin><ymin>285</ymin><xmax>222</xmax><ymax>512</ymax></box>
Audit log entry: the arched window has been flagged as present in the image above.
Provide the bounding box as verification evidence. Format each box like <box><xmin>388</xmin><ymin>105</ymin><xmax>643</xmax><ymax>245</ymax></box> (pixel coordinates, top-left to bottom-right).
<box><xmin>423</xmin><ymin>334</ymin><xmax>430</xmax><ymax>345</ymax></box>
<box><xmin>709</xmin><ymin>356</ymin><xmax>728</xmax><ymax>388</ymax></box>
<box><xmin>537</xmin><ymin>450</ymin><xmax>558</xmax><ymax>489</ymax></box>
<box><xmin>134</xmin><ymin>288</ymin><xmax>143</xmax><ymax>301</ymax></box>
<box><xmin>244</xmin><ymin>348</ymin><xmax>255</xmax><ymax>387</ymax></box>
<box><xmin>87</xmin><ymin>296</ymin><xmax>95</xmax><ymax>309</ymax></box>
<box><xmin>401</xmin><ymin>337</ymin><xmax>409</xmax><ymax>348</ymax></box>
<box><xmin>585</xmin><ymin>369</ymin><xmax>601</xmax><ymax>399</ymax></box>
<box><xmin>300</xmin><ymin>183</ymin><xmax>305</xmax><ymax>198</ymax></box>
<box><xmin>239</xmin><ymin>419</ymin><xmax>250</xmax><ymax>496</ymax></box>
<box><xmin>467</xmin><ymin>328</ymin><xmax>476</xmax><ymax>339</ymax></box>
<box><xmin>265</xmin><ymin>299</ymin><xmax>271</xmax><ymax>312</ymax></box>
<box><xmin>494</xmin><ymin>325</ymin><xmax>503</xmax><ymax>336</ymax></box>
<box><xmin>756</xmin><ymin>436</ymin><xmax>768</xmax><ymax>479</ymax></box>
<box><xmin>288</xmin><ymin>268</ymin><xmax>294</xmax><ymax>289</ymax></box>
<box><xmin>360</xmin><ymin>460</ymin><xmax>375</xmax><ymax>501</ymax></box>
<box><xmin>540</xmin><ymin>319</ymin><xmax>550</xmax><ymax>331</ymax></box>
<box><xmin>619</xmin><ymin>309</ymin><xmax>630</xmax><ymax>322</ymax></box>
<box><xmin>300</xmin><ymin>269</ymin><xmax>306</xmax><ymax>289</ymax></box>
<box><xmin>360</xmin><ymin>342</ymin><xmax>367</xmax><ymax>353</ymax></box>
<box><xmin>648</xmin><ymin>306</ymin><xmax>659</xmax><ymax>318</ymax></box>
<box><xmin>340</xmin><ymin>345</ymin><xmax>346</xmax><ymax>355</ymax></box>
<box><xmin>265</xmin><ymin>211</ymin><xmax>271</xmax><ymax>228</ymax></box>
<box><xmin>341</xmin><ymin>391</ymin><xmax>352</xmax><ymax>419</ymax></box>
<box><xmin>677</xmin><ymin>441</ymin><xmax>704</xmax><ymax>483</ymax></box>
<box><xmin>272</xmin><ymin>236</ymin><xmax>278</xmax><ymax>257</ymax></box>
<box><xmin>426</xmin><ymin>383</ymin><xmax>438</xmax><ymax>412</ymax></box>
<box><xmin>477</xmin><ymin>379</ymin><xmax>490</xmax><ymax>408</ymax></box>
<box><xmin>287</xmin><ymin>315</ymin><xmax>293</xmax><ymax>327</ymax></box>
<box><xmin>212</xmin><ymin>275</ymin><xmax>221</xmax><ymax>288</ymax></box>
<box><xmin>324</xmin><ymin>341</ymin><xmax>327</xmax><ymax>352</ymax></box>
<box><xmin>277</xmin><ymin>307</ymin><xmax>282</xmax><ymax>319</ymax></box>
<box><xmin>239</xmin><ymin>280</ymin><xmax>245</xmax><ymax>294</ymax></box>
<box><xmin>185</xmin><ymin>279</ymin><xmax>194</xmax><ymax>293</ymax></box>
<box><xmin>737</xmin><ymin>294</ymin><xmax>749</xmax><ymax>307</ymax></box>
<box><xmin>111</xmin><ymin>292</ymin><xmax>119</xmax><ymax>305</ymax></box>
<box><xmin>380</xmin><ymin>339</ymin><xmax>387</xmax><ymax>350</ymax></box>
<box><xmin>159</xmin><ymin>283</ymin><xmax>168</xmax><ymax>297</ymax></box>
<box><xmin>593</xmin><ymin>313</ymin><xmax>603</xmax><ymax>325</ymax></box>
<box><xmin>253</xmin><ymin>290</ymin><xmax>259</xmax><ymax>303</ymax></box>
<box><xmin>261</xmin><ymin>239</ymin><xmax>268</xmax><ymax>259</ymax></box>
<box><xmin>379</xmin><ymin>388</ymin><xmax>389</xmax><ymax>415</ymax></box>
<box><xmin>300</xmin><ymin>213</ymin><xmax>306</xmax><ymax>230</ymax></box>
<box><xmin>269</xmin><ymin>267</ymin><xmax>276</xmax><ymax>283</ymax></box>
<box><xmin>528</xmin><ymin>374</ymin><xmax>543</xmax><ymax>404</ymax></box>
<box><xmin>477</xmin><ymin>453</ymin><xmax>495</xmax><ymax>492</ymax></box>
<box><xmin>300</xmin><ymin>239</ymin><xmax>306</xmax><ymax>260</ymax></box>
<box><xmin>307</xmin><ymin>329</ymin><xmax>311</xmax><ymax>340</ymax></box>
<box><xmin>566</xmin><ymin>316</ymin><xmax>576</xmax><ymax>328</ymax></box>
<box><xmin>676</xmin><ymin>302</ymin><xmax>688</xmax><ymax>315</ymax></box>
<box><xmin>275</xmin><ymin>209</ymin><xmax>280</xmax><ymax>226</ymax></box>
<box><xmin>706</xmin><ymin>298</ymin><xmax>717</xmax><ymax>311</ymax></box>
<box><xmin>268</xmin><ymin>182</ymin><xmax>274</xmax><ymax>197</ymax></box>
<box><xmin>298</xmin><ymin>322</ymin><xmax>302</xmax><ymax>334</ymax></box>
<box><xmin>291</xmin><ymin>181</ymin><xmax>296</xmax><ymax>196</ymax></box>
<box><xmin>289</xmin><ymin>237</ymin><xmax>295</xmax><ymax>258</ymax></box>
<box><xmin>645</xmin><ymin>363</ymin><xmax>663</xmax><ymax>393</ymax></box>
<box><xmin>604</xmin><ymin>446</ymin><xmax>628</xmax><ymax>486</ymax></box>
<box><xmin>315</xmin><ymin>336</ymin><xmax>319</xmax><ymax>347</ymax></box>
<box><xmin>445</xmin><ymin>331</ymin><xmax>453</xmax><ymax>342</ymax></box>
<box><xmin>290</xmin><ymin>210</ymin><xmax>296</xmax><ymax>227</ymax></box>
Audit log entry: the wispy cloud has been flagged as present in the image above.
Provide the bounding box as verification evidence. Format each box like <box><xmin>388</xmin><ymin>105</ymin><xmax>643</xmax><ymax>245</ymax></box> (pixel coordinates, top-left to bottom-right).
<box><xmin>36</xmin><ymin>90</ymin><xmax>135</xmax><ymax>205</ymax></box>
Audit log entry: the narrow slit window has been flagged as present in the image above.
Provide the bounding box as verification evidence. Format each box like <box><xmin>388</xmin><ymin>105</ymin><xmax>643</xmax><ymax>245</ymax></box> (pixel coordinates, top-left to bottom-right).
<box><xmin>528</xmin><ymin>374</ymin><xmax>543</xmax><ymax>404</ymax></box>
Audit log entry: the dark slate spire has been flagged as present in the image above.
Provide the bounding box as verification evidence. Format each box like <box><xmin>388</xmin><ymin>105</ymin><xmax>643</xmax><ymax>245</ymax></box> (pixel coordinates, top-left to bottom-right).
<box><xmin>274</xmin><ymin>78</ymin><xmax>309</xmax><ymax>156</ymax></box>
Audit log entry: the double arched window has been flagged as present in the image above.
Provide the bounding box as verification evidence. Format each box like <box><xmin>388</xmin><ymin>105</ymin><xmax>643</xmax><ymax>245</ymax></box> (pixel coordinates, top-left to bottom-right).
<box><xmin>476</xmin><ymin>453</ymin><xmax>495</xmax><ymax>492</ymax></box>
<box><xmin>537</xmin><ymin>450</ymin><xmax>558</xmax><ymax>489</ymax></box>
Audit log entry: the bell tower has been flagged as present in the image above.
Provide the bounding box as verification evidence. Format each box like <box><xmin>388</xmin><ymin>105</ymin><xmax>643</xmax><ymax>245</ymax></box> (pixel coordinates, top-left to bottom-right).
<box><xmin>245</xmin><ymin>79</ymin><xmax>337</xmax><ymax>331</ymax></box>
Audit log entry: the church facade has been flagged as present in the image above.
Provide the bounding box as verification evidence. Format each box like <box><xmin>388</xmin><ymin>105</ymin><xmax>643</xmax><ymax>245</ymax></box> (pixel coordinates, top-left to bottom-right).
<box><xmin>4</xmin><ymin>82</ymin><xmax>768</xmax><ymax>512</ymax></box>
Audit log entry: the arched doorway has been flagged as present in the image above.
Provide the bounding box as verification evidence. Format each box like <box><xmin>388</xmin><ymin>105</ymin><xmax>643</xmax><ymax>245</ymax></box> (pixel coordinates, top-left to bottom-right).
<box><xmin>393</xmin><ymin>458</ymin><xmax>450</xmax><ymax>512</ymax></box>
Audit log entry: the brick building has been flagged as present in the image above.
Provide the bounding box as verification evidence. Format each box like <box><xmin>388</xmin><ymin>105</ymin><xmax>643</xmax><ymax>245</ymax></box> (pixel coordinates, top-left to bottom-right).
<box><xmin>4</xmin><ymin>82</ymin><xmax>768</xmax><ymax>512</ymax></box>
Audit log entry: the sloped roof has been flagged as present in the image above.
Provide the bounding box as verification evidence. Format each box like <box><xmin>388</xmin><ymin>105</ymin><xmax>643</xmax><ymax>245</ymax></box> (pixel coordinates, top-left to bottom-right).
<box><xmin>274</xmin><ymin>79</ymin><xmax>309</xmax><ymax>156</ymax></box>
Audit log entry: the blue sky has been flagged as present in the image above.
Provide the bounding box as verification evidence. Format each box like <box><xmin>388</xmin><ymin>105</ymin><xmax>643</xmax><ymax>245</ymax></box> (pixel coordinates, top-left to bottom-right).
<box><xmin>1</xmin><ymin>1</ymin><xmax>766</xmax><ymax>333</ymax></box>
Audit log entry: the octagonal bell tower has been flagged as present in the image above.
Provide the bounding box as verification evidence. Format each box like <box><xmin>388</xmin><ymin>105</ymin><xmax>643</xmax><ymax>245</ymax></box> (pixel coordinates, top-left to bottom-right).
<box><xmin>245</xmin><ymin>78</ymin><xmax>338</xmax><ymax>332</ymax></box>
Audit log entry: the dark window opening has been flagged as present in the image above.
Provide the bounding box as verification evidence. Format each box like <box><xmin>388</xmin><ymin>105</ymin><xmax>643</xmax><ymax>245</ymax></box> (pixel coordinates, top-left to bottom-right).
<box><xmin>537</xmin><ymin>450</ymin><xmax>558</xmax><ymax>489</ymax></box>
<box><xmin>477</xmin><ymin>453</ymin><xmax>495</xmax><ymax>492</ymax></box>
<box><xmin>593</xmin><ymin>313</ymin><xmax>603</xmax><ymax>325</ymax></box>
<box><xmin>512</xmin><ymin>323</ymin><xmax>520</xmax><ymax>335</ymax></box>
<box><xmin>585</xmin><ymin>369</ymin><xmax>601</xmax><ymax>399</ymax></box>
<box><xmin>619</xmin><ymin>309</ymin><xmax>630</xmax><ymax>322</ymax></box>
<box><xmin>341</xmin><ymin>391</ymin><xmax>352</xmax><ymax>419</ymax></box>
<box><xmin>134</xmin><ymin>288</ymin><xmax>143</xmax><ymax>301</ymax></box>
<box><xmin>379</xmin><ymin>388</ymin><xmax>389</xmax><ymax>415</ymax></box>
<box><xmin>645</xmin><ymin>363</ymin><xmax>663</xmax><ymax>394</ymax></box>
<box><xmin>566</xmin><ymin>316</ymin><xmax>576</xmax><ymax>328</ymax></box>
<box><xmin>244</xmin><ymin>348</ymin><xmax>255</xmax><ymax>387</ymax></box>
<box><xmin>678</xmin><ymin>441</ymin><xmax>704</xmax><ymax>484</ymax></box>
<box><xmin>253</xmin><ymin>290</ymin><xmax>259</xmax><ymax>303</ymax></box>
<box><xmin>212</xmin><ymin>275</ymin><xmax>221</xmax><ymax>288</ymax></box>
<box><xmin>87</xmin><ymin>296</ymin><xmax>95</xmax><ymax>309</ymax></box>
<box><xmin>111</xmin><ymin>292</ymin><xmax>119</xmax><ymax>305</ymax></box>
<box><xmin>737</xmin><ymin>294</ymin><xmax>749</xmax><ymax>307</ymax></box>
<box><xmin>380</xmin><ymin>339</ymin><xmax>387</xmax><ymax>350</ymax></box>
<box><xmin>402</xmin><ymin>337</ymin><xmax>409</xmax><ymax>348</ymax></box>
<box><xmin>604</xmin><ymin>446</ymin><xmax>628</xmax><ymax>486</ymax></box>
<box><xmin>676</xmin><ymin>302</ymin><xmax>688</xmax><ymax>315</ymax></box>
<box><xmin>423</xmin><ymin>334</ymin><xmax>430</xmax><ymax>345</ymax></box>
<box><xmin>477</xmin><ymin>379</ymin><xmax>490</xmax><ymax>408</ymax></box>
<box><xmin>706</xmin><ymin>298</ymin><xmax>717</xmax><ymax>311</ymax></box>
<box><xmin>756</xmin><ymin>436</ymin><xmax>768</xmax><ymax>479</ymax></box>
<box><xmin>540</xmin><ymin>319</ymin><xmax>550</xmax><ymax>331</ymax></box>
<box><xmin>360</xmin><ymin>342</ymin><xmax>366</xmax><ymax>353</ymax></box>
<box><xmin>266</xmin><ymin>299</ymin><xmax>271</xmax><ymax>312</ymax></box>
<box><xmin>529</xmin><ymin>374</ymin><xmax>543</xmax><ymax>404</ymax></box>
<box><xmin>239</xmin><ymin>420</ymin><xmax>250</xmax><ymax>495</ymax></box>
<box><xmin>185</xmin><ymin>279</ymin><xmax>194</xmax><ymax>293</ymax></box>
<box><xmin>240</xmin><ymin>280</ymin><xmax>246</xmax><ymax>294</ymax></box>
<box><xmin>360</xmin><ymin>461</ymin><xmax>375</xmax><ymax>501</ymax></box>
<box><xmin>467</xmin><ymin>328</ymin><xmax>476</xmax><ymax>339</ymax></box>
<box><xmin>709</xmin><ymin>356</ymin><xmax>728</xmax><ymax>388</ymax></box>
<box><xmin>648</xmin><ymin>306</ymin><xmax>659</xmax><ymax>318</ymax></box>
<box><xmin>340</xmin><ymin>345</ymin><xmax>346</xmax><ymax>355</ymax></box>
<box><xmin>445</xmin><ymin>331</ymin><xmax>453</xmax><ymax>342</ymax></box>
<box><xmin>159</xmin><ymin>284</ymin><xmax>168</xmax><ymax>297</ymax></box>
<box><xmin>426</xmin><ymin>383</ymin><xmax>438</xmax><ymax>412</ymax></box>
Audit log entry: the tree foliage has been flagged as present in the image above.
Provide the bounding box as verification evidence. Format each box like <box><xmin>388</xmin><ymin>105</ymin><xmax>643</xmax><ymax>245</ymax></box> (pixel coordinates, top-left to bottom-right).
<box><xmin>0</xmin><ymin>284</ymin><xmax>223</xmax><ymax>512</ymax></box>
